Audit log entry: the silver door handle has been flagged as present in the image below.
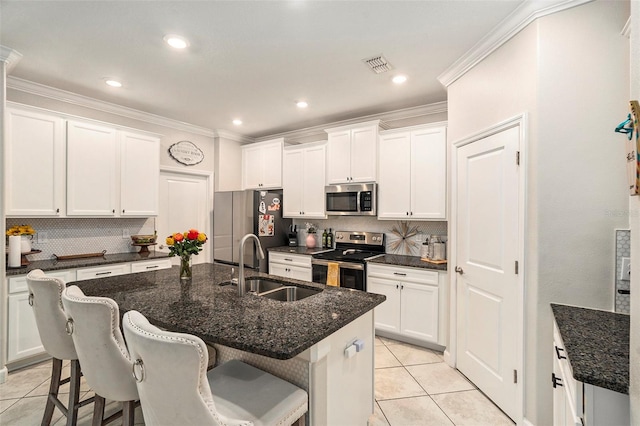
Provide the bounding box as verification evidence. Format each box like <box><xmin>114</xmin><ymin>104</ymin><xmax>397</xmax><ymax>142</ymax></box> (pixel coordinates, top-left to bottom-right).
<box><xmin>455</xmin><ymin>266</ymin><xmax>464</xmax><ymax>274</ymax></box>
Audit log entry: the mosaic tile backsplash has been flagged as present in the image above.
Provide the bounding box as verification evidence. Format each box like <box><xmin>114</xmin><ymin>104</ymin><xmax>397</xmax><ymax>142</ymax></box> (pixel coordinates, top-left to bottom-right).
<box><xmin>615</xmin><ymin>229</ymin><xmax>630</xmax><ymax>314</ymax></box>
<box><xmin>292</xmin><ymin>217</ymin><xmax>447</xmax><ymax>257</ymax></box>
<box><xmin>6</xmin><ymin>217</ymin><xmax>156</xmax><ymax>261</ymax></box>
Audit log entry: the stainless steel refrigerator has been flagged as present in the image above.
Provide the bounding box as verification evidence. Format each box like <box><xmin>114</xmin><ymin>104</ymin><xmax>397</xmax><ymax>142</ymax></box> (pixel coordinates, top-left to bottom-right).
<box><xmin>213</xmin><ymin>190</ymin><xmax>292</xmax><ymax>272</ymax></box>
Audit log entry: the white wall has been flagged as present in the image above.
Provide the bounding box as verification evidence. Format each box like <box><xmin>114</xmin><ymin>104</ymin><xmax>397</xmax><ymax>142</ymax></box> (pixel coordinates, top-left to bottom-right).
<box><xmin>629</xmin><ymin>1</ymin><xmax>639</xmax><ymax>423</ymax></box>
<box><xmin>214</xmin><ymin>135</ymin><xmax>242</xmax><ymax>191</ymax></box>
<box><xmin>448</xmin><ymin>1</ymin><xmax>629</xmax><ymax>424</ymax></box>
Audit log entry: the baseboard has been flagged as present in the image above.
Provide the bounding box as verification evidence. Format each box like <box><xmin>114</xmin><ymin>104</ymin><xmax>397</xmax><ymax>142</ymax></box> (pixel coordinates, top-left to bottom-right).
<box><xmin>521</xmin><ymin>416</ymin><xmax>535</xmax><ymax>426</ymax></box>
<box><xmin>0</xmin><ymin>366</ymin><xmax>7</xmax><ymax>384</ymax></box>
<box><xmin>443</xmin><ymin>350</ymin><xmax>455</xmax><ymax>367</ymax></box>
<box><xmin>375</xmin><ymin>330</ymin><xmax>445</xmax><ymax>353</ymax></box>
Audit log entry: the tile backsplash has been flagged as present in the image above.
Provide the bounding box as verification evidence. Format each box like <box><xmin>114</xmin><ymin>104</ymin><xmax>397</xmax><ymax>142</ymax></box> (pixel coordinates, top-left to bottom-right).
<box><xmin>615</xmin><ymin>229</ymin><xmax>630</xmax><ymax>314</ymax></box>
<box><xmin>292</xmin><ymin>217</ymin><xmax>447</xmax><ymax>257</ymax></box>
<box><xmin>6</xmin><ymin>218</ymin><xmax>155</xmax><ymax>261</ymax></box>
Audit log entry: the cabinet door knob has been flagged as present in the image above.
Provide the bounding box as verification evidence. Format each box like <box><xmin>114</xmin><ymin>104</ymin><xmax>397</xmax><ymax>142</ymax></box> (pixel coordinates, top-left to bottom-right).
<box><xmin>396</xmin><ymin>284</ymin><xmax>399</xmax><ymax>289</ymax></box>
<box><xmin>123</xmin><ymin>209</ymin><xmax>125</xmax><ymax>213</ymax></box>
<box><xmin>112</xmin><ymin>209</ymin><xmax>115</xmax><ymax>214</ymax></box>
<box><xmin>455</xmin><ymin>266</ymin><xmax>464</xmax><ymax>274</ymax></box>
<box><xmin>56</xmin><ymin>208</ymin><xmax>60</xmax><ymax>213</ymax></box>
<box><xmin>406</xmin><ymin>212</ymin><xmax>409</xmax><ymax>216</ymax></box>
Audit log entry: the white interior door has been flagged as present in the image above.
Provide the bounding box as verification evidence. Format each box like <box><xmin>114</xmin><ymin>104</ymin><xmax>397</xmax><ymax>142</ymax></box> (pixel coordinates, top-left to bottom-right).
<box><xmin>158</xmin><ymin>169</ymin><xmax>212</xmax><ymax>265</ymax></box>
<box><xmin>455</xmin><ymin>126</ymin><xmax>520</xmax><ymax>420</ymax></box>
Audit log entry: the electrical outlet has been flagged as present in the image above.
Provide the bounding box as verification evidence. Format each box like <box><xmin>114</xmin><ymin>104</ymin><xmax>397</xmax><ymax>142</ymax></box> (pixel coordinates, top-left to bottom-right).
<box><xmin>122</xmin><ymin>228</ymin><xmax>130</xmax><ymax>239</ymax></box>
<box><xmin>620</xmin><ymin>257</ymin><xmax>631</xmax><ymax>281</ymax></box>
<box><xmin>37</xmin><ymin>231</ymin><xmax>49</xmax><ymax>243</ymax></box>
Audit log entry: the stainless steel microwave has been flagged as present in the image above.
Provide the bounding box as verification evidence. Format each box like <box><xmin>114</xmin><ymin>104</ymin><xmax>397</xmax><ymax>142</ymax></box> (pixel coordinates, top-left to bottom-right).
<box><xmin>325</xmin><ymin>183</ymin><xmax>376</xmax><ymax>216</ymax></box>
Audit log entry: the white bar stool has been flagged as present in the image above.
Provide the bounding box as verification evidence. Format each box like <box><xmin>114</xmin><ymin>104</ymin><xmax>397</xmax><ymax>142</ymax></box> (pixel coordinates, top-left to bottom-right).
<box><xmin>61</xmin><ymin>285</ymin><xmax>139</xmax><ymax>426</ymax></box>
<box><xmin>26</xmin><ymin>269</ymin><xmax>94</xmax><ymax>426</ymax></box>
<box><xmin>123</xmin><ymin>310</ymin><xmax>308</xmax><ymax>426</ymax></box>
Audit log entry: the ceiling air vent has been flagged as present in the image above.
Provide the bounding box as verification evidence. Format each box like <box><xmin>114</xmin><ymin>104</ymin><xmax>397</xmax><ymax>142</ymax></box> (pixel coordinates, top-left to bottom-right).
<box><xmin>362</xmin><ymin>55</ymin><xmax>393</xmax><ymax>74</ymax></box>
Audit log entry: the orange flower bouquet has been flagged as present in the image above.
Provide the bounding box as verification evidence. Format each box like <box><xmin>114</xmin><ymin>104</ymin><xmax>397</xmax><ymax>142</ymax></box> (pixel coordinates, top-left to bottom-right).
<box><xmin>165</xmin><ymin>229</ymin><xmax>207</xmax><ymax>281</ymax></box>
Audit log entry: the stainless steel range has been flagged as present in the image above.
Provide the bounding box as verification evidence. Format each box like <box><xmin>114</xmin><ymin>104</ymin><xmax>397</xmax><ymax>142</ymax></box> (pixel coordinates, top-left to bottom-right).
<box><xmin>311</xmin><ymin>231</ymin><xmax>385</xmax><ymax>291</ymax></box>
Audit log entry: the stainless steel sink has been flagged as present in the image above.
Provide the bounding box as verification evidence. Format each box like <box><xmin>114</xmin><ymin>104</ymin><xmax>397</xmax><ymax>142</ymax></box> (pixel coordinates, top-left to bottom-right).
<box><xmin>245</xmin><ymin>277</ymin><xmax>285</xmax><ymax>293</ymax></box>
<box><xmin>258</xmin><ymin>286</ymin><xmax>321</xmax><ymax>302</ymax></box>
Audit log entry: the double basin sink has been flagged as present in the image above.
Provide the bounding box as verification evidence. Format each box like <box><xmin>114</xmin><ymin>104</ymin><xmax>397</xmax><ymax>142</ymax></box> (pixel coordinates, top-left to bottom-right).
<box><xmin>224</xmin><ymin>277</ymin><xmax>322</xmax><ymax>302</ymax></box>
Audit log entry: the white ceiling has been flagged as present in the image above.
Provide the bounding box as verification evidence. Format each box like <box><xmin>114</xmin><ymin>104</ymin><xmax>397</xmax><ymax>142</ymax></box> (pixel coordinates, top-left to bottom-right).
<box><xmin>0</xmin><ymin>1</ymin><xmax>523</xmax><ymax>138</ymax></box>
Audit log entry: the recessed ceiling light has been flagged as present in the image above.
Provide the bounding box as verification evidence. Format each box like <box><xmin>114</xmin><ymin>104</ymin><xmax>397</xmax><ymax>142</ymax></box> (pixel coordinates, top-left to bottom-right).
<box><xmin>232</xmin><ymin>119</ymin><xmax>243</xmax><ymax>125</ymax></box>
<box><xmin>105</xmin><ymin>80</ymin><xmax>122</xmax><ymax>87</ymax></box>
<box><xmin>392</xmin><ymin>75</ymin><xmax>407</xmax><ymax>84</ymax></box>
<box><xmin>163</xmin><ymin>34</ymin><xmax>189</xmax><ymax>49</ymax></box>
<box><xmin>296</xmin><ymin>101</ymin><xmax>308</xmax><ymax>108</ymax></box>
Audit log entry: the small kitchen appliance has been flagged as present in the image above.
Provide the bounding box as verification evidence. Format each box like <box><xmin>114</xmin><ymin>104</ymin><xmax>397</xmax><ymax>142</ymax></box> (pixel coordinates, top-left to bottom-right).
<box><xmin>311</xmin><ymin>231</ymin><xmax>385</xmax><ymax>291</ymax></box>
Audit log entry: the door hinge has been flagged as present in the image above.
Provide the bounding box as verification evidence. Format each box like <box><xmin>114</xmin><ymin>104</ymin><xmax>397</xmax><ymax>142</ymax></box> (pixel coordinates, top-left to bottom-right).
<box><xmin>514</xmin><ymin>369</ymin><xmax>518</xmax><ymax>384</ymax></box>
<box><xmin>516</xmin><ymin>151</ymin><xmax>520</xmax><ymax>165</ymax></box>
<box><xmin>515</xmin><ymin>261</ymin><xmax>519</xmax><ymax>275</ymax></box>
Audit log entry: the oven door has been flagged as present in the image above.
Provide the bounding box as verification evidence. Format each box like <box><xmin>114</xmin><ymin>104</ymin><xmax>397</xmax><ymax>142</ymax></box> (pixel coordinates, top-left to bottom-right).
<box><xmin>311</xmin><ymin>259</ymin><xmax>366</xmax><ymax>291</ymax></box>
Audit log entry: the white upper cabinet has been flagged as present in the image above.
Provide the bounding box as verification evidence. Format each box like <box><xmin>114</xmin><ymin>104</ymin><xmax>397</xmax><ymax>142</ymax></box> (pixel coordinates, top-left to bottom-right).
<box><xmin>283</xmin><ymin>142</ymin><xmax>326</xmax><ymax>218</ymax></box>
<box><xmin>120</xmin><ymin>131</ymin><xmax>160</xmax><ymax>216</ymax></box>
<box><xmin>7</xmin><ymin>105</ymin><xmax>161</xmax><ymax>218</ymax></box>
<box><xmin>5</xmin><ymin>107</ymin><xmax>66</xmax><ymax>216</ymax></box>
<box><xmin>66</xmin><ymin>120</ymin><xmax>119</xmax><ymax>216</ymax></box>
<box><xmin>325</xmin><ymin>121</ymin><xmax>381</xmax><ymax>184</ymax></box>
<box><xmin>378</xmin><ymin>124</ymin><xmax>447</xmax><ymax>220</ymax></box>
<box><xmin>242</xmin><ymin>138</ymin><xmax>283</xmax><ymax>189</ymax></box>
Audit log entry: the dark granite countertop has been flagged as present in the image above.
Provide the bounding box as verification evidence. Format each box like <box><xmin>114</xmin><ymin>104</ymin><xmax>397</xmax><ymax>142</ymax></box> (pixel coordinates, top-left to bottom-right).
<box><xmin>551</xmin><ymin>304</ymin><xmax>629</xmax><ymax>394</ymax></box>
<box><xmin>367</xmin><ymin>254</ymin><xmax>448</xmax><ymax>272</ymax></box>
<box><xmin>73</xmin><ymin>262</ymin><xmax>385</xmax><ymax>360</ymax></box>
<box><xmin>268</xmin><ymin>246</ymin><xmax>331</xmax><ymax>256</ymax></box>
<box><xmin>6</xmin><ymin>251</ymin><xmax>170</xmax><ymax>277</ymax></box>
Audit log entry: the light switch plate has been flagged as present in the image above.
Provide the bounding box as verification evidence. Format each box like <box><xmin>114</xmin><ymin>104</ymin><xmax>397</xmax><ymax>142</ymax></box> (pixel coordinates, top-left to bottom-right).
<box><xmin>620</xmin><ymin>257</ymin><xmax>631</xmax><ymax>281</ymax></box>
<box><xmin>122</xmin><ymin>228</ymin><xmax>130</xmax><ymax>239</ymax></box>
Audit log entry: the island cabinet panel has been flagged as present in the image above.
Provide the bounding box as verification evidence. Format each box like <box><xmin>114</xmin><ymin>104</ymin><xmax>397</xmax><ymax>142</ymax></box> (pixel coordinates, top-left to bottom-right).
<box><xmin>120</xmin><ymin>131</ymin><xmax>160</xmax><ymax>216</ymax></box>
<box><xmin>241</xmin><ymin>138</ymin><xmax>283</xmax><ymax>190</ymax></box>
<box><xmin>283</xmin><ymin>142</ymin><xmax>326</xmax><ymax>219</ymax></box>
<box><xmin>7</xmin><ymin>269</ymin><xmax>76</xmax><ymax>363</ymax></box>
<box><xmin>367</xmin><ymin>263</ymin><xmax>444</xmax><ymax>346</ymax></box>
<box><xmin>269</xmin><ymin>252</ymin><xmax>312</xmax><ymax>282</ymax></box>
<box><xmin>5</xmin><ymin>108</ymin><xmax>66</xmax><ymax>217</ymax></box>
<box><xmin>552</xmin><ymin>319</ymin><xmax>630</xmax><ymax>426</ymax></box>
<box><xmin>325</xmin><ymin>121</ymin><xmax>380</xmax><ymax>184</ymax></box>
<box><xmin>66</xmin><ymin>120</ymin><xmax>119</xmax><ymax>216</ymax></box>
<box><xmin>378</xmin><ymin>124</ymin><xmax>447</xmax><ymax>220</ymax></box>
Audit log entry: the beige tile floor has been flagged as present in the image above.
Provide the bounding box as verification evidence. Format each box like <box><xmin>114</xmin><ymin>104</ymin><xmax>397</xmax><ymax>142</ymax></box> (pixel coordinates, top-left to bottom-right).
<box><xmin>0</xmin><ymin>337</ymin><xmax>514</xmax><ymax>425</ymax></box>
<box><xmin>370</xmin><ymin>336</ymin><xmax>515</xmax><ymax>426</ymax></box>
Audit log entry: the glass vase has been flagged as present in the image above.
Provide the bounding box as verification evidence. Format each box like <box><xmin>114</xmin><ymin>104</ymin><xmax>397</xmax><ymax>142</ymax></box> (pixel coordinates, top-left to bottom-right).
<box><xmin>179</xmin><ymin>255</ymin><xmax>192</xmax><ymax>282</ymax></box>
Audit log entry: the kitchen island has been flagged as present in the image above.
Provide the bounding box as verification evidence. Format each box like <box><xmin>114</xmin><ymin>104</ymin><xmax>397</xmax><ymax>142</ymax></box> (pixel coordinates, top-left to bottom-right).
<box><xmin>74</xmin><ymin>262</ymin><xmax>385</xmax><ymax>425</ymax></box>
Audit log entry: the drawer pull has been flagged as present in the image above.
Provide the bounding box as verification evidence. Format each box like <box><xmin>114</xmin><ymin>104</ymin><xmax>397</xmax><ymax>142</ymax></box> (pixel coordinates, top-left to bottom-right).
<box><xmin>393</xmin><ymin>272</ymin><xmax>407</xmax><ymax>276</ymax></box>
<box><xmin>146</xmin><ymin>265</ymin><xmax>159</xmax><ymax>269</ymax></box>
<box><xmin>555</xmin><ymin>346</ymin><xmax>567</xmax><ymax>360</ymax></box>
<box><xmin>551</xmin><ymin>373</ymin><xmax>563</xmax><ymax>388</ymax></box>
<box><xmin>95</xmin><ymin>271</ymin><xmax>112</xmax><ymax>276</ymax></box>
<box><xmin>284</xmin><ymin>258</ymin><xmax>293</xmax><ymax>262</ymax></box>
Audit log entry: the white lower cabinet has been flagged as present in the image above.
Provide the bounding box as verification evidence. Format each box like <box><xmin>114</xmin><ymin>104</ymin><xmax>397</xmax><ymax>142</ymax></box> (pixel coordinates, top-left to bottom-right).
<box><xmin>268</xmin><ymin>252</ymin><xmax>312</xmax><ymax>282</ymax></box>
<box><xmin>6</xmin><ymin>259</ymin><xmax>172</xmax><ymax>365</ymax></box>
<box><xmin>552</xmin><ymin>321</ymin><xmax>629</xmax><ymax>426</ymax></box>
<box><xmin>7</xmin><ymin>269</ymin><xmax>76</xmax><ymax>363</ymax></box>
<box><xmin>367</xmin><ymin>264</ymin><xmax>444</xmax><ymax>345</ymax></box>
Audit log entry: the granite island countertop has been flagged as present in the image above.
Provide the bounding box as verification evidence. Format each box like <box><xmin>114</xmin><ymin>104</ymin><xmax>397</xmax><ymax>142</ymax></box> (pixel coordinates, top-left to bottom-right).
<box><xmin>73</xmin><ymin>262</ymin><xmax>385</xmax><ymax>360</ymax></box>
<box><xmin>367</xmin><ymin>254</ymin><xmax>448</xmax><ymax>271</ymax></box>
<box><xmin>551</xmin><ymin>303</ymin><xmax>629</xmax><ymax>394</ymax></box>
<box><xmin>6</xmin><ymin>251</ymin><xmax>170</xmax><ymax>277</ymax></box>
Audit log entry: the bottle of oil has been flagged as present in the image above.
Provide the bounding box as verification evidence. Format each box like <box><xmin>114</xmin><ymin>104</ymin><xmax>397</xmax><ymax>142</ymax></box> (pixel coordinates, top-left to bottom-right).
<box><xmin>322</xmin><ymin>229</ymin><xmax>328</xmax><ymax>248</ymax></box>
<box><xmin>327</xmin><ymin>228</ymin><xmax>333</xmax><ymax>248</ymax></box>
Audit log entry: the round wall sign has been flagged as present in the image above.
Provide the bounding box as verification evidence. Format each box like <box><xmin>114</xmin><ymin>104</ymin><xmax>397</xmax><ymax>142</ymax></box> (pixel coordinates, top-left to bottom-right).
<box><xmin>168</xmin><ymin>140</ymin><xmax>204</xmax><ymax>166</ymax></box>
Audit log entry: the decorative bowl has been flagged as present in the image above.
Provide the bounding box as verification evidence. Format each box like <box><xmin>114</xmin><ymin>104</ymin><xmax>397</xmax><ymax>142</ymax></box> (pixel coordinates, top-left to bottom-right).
<box><xmin>131</xmin><ymin>234</ymin><xmax>157</xmax><ymax>244</ymax></box>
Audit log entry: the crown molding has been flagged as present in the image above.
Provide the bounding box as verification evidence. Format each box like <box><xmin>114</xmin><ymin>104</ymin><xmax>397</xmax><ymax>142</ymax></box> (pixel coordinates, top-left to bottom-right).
<box><xmin>0</xmin><ymin>46</ymin><xmax>23</xmax><ymax>73</ymax></box>
<box><xmin>438</xmin><ymin>0</ymin><xmax>594</xmax><ymax>87</ymax></box>
<box><xmin>255</xmin><ymin>101</ymin><xmax>447</xmax><ymax>144</ymax></box>
<box><xmin>213</xmin><ymin>129</ymin><xmax>255</xmax><ymax>144</ymax></box>
<box><xmin>6</xmin><ymin>76</ymin><xmax>217</xmax><ymax>137</ymax></box>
